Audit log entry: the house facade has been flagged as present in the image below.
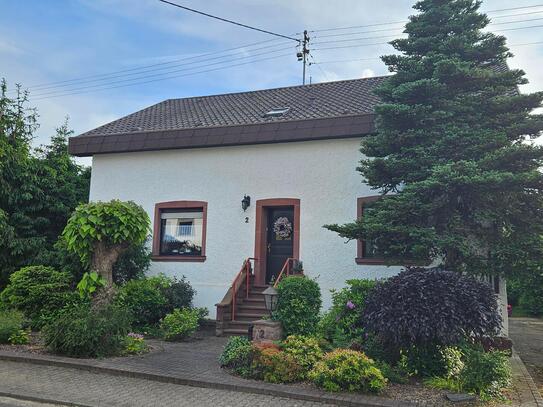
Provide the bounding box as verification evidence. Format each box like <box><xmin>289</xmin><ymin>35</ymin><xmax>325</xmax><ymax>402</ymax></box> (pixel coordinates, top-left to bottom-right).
<box><xmin>69</xmin><ymin>77</ymin><xmax>508</xmax><ymax>334</ymax></box>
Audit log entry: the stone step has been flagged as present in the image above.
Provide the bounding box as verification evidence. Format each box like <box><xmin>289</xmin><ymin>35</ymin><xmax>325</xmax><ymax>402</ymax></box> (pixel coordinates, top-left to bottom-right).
<box><xmin>222</xmin><ymin>328</ymin><xmax>250</xmax><ymax>336</ymax></box>
<box><xmin>235</xmin><ymin>312</ymin><xmax>268</xmax><ymax>320</ymax></box>
<box><xmin>240</xmin><ymin>294</ymin><xmax>265</xmax><ymax>301</ymax></box>
<box><xmin>237</xmin><ymin>303</ymin><xmax>268</xmax><ymax>312</ymax></box>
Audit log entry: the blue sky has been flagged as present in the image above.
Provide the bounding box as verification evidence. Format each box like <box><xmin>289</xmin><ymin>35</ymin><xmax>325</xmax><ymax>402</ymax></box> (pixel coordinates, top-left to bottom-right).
<box><xmin>2</xmin><ymin>0</ymin><xmax>542</xmax><ymax>165</ymax></box>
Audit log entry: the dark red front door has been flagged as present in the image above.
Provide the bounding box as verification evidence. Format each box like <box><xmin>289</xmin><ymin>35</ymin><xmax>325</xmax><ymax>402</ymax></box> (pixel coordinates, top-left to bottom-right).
<box><xmin>266</xmin><ymin>207</ymin><xmax>294</xmax><ymax>283</ymax></box>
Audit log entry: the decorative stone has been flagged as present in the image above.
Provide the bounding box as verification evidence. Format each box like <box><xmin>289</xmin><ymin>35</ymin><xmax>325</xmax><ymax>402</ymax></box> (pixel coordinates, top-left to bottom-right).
<box><xmin>252</xmin><ymin>319</ymin><xmax>282</xmax><ymax>342</ymax></box>
<box><xmin>445</xmin><ymin>393</ymin><xmax>476</xmax><ymax>403</ymax></box>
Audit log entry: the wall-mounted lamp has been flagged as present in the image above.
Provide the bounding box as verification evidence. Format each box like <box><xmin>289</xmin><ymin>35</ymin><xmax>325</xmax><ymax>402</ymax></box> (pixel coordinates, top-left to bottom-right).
<box><xmin>241</xmin><ymin>195</ymin><xmax>251</xmax><ymax>211</ymax></box>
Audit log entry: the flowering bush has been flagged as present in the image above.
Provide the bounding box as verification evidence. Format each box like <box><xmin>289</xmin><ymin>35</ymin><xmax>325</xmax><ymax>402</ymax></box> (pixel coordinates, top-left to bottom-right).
<box><xmin>281</xmin><ymin>335</ymin><xmax>323</xmax><ymax>377</ymax></box>
<box><xmin>123</xmin><ymin>332</ymin><xmax>148</xmax><ymax>355</ymax></box>
<box><xmin>161</xmin><ymin>308</ymin><xmax>200</xmax><ymax>341</ymax></box>
<box><xmin>318</xmin><ymin>279</ymin><xmax>377</xmax><ymax>347</ymax></box>
<box><xmin>252</xmin><ymin>347</ymin><xmax>303</xmax><ymax>383</ymax></box>
<box><xmin>309</xmin><ymin>349</ymin><xmax>387</xmax><ymax>393</ymax></box>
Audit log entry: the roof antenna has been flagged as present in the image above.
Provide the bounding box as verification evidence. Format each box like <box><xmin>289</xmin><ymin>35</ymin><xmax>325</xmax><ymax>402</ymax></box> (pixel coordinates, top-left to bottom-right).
<box><xmin>309</xmin><ymin>76</ymin><xmax>312</xmax><ymax>85</ymax></box>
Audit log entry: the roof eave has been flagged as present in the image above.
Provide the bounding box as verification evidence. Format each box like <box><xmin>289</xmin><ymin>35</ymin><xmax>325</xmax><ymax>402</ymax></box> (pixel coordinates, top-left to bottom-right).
<box><xmin>68</xmin><ymin>114</ymin><xmax>376</xmax><ymax>157</ymax></box>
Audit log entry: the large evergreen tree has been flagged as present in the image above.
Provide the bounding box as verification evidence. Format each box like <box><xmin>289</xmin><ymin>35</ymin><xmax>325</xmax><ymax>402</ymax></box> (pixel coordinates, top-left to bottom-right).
<box><xmin>0</xmin><ymin>80</ymin><xmax>90</xmax><ymax>286</ymax></box>
<box><xmin>326</xmin><ymin>0</ymin><xmax>543</xmax><ymax>277</ymax></box>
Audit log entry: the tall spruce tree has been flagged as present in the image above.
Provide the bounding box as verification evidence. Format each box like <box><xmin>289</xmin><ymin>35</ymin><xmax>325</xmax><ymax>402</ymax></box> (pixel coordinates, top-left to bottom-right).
<box><xmin>326</xmin><ymin>0</ymin><xmax>543</xmax><ymax>277</ymax></box>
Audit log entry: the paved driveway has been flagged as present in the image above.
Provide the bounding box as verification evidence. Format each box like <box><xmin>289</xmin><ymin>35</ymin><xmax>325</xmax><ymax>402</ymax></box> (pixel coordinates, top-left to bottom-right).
<box><xmin>0</xmin><ymin>360</ymin><xmax>331</xmax><ymax>407</ymax></box>
<box><xmin>509</xmin><ymin>317</ymin><xmax>543</xmax><ymax>395</ymax></box>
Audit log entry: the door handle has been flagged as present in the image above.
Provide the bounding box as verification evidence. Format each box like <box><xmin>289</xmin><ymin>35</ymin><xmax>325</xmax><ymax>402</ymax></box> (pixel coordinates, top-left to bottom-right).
<box><xmin>267</xmin><ymin>243</ymin><xmax>271</xmax><ymax>253</ymax></box>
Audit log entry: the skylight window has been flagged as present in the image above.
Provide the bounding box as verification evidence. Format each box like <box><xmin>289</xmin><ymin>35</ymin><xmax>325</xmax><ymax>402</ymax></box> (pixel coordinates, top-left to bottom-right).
<box><xmin>263</xmin><ymin>107</ymin><xmax>290</xmax><ymax>118</ymax></box>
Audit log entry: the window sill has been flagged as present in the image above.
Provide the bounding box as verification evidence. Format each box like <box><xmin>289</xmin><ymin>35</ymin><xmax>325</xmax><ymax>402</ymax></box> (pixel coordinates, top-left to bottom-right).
<box><xmin>355</xmin><ymin>257</ymin><xmax>387</xmax><ymax>265</ymax></box>
<box><xmin>151</xmin><ymin>255</ymin><xmax>206</xmax><ymax>262</ymax></box>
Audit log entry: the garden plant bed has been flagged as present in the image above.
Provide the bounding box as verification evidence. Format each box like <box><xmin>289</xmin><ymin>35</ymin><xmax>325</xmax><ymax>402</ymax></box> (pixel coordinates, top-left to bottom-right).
<box><xmin>0</xmin><ymin>331</ymin><xmax>163</xmax><ymax>359</ymax></box>
<box><xmin>0</xmin><ymin>335</ymin><xmax>526</xmax><ymax>407</ymax></box>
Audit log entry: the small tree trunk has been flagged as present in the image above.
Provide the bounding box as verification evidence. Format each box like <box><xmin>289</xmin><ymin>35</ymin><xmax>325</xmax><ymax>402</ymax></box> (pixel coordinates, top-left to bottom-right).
<box><xmin>90</xmin><ymin>241</ymin><xmax>127</xmax><ymax>285</ymax></box>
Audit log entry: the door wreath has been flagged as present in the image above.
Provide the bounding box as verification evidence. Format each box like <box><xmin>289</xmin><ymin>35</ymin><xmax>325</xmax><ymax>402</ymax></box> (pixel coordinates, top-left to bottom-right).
<box><xmin>273</xmin><ymin>216</ymin><xmax>292</xmax><ymax>239</ymax></box>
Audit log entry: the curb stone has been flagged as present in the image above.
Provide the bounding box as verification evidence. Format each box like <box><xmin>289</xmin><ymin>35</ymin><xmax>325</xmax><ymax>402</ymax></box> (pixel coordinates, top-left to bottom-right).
<box><xmin>0</xmin><ymin>352</ymin><xmax>413</xmax><ymax>407</ymax></box>
<box><xmin>511</xmin><ymin>351</ymin><xmax>543</xmax><ymax>407</ymax></box>
<box><xmin>0</xmin><ymin>390</ymin><xmax>91</xmax><ymax>407</ymax></box>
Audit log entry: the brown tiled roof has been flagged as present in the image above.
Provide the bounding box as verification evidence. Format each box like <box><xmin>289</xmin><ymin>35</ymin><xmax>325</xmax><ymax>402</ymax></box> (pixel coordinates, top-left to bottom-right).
<box><xmin>69</xmin><ymin>76</ymin><xmax>388</xmax><ymax>156</ymax></box>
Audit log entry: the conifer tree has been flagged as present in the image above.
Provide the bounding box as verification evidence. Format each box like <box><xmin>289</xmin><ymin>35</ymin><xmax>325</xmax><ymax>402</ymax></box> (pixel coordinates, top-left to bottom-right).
<box><xmin>326</xmin><ymin>0</ymin><xmax>543</xmax><ymax>277</ymax></box>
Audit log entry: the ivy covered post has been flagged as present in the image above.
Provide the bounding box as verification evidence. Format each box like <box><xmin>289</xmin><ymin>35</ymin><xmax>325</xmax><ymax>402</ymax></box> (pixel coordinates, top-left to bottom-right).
<box><xmin>62</xmin><ymin>200</ymin><xmax>150</xmax><ymax>285</ymax></box>
<box><xmin>326</xmin><ymin>0</ymin><xmax>543</xmax><ymax>277</ymax></box>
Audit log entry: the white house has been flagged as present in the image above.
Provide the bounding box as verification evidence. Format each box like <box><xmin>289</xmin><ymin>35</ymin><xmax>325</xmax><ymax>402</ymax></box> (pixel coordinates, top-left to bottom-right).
<box><xmin>69</xmin><ymin>76</ymin><xmax>508</xmax><ymax>335</ymax></box>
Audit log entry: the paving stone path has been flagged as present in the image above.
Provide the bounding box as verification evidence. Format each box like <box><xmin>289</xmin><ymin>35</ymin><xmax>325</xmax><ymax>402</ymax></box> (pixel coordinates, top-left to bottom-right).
<box><xmin>509</xmin><ymin>317</ymin><xmax>543</xmax><ymax>396</ymax></box>
<box><xmin>0</xmin><ymin>360</ymin><xmax>332</xmax><ymax>407</ymax></box>
<box><xmin>0</xmin><ymin>397</ymin><xmax>64</xmax><ymax>407</ymax></box>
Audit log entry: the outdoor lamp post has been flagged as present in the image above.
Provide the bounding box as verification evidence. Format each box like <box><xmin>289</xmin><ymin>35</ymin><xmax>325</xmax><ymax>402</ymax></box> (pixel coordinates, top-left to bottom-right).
<box><xmin>262</xmin><ymin>286</ymin><xmax>278</xmax><ymax>316</ymax></box>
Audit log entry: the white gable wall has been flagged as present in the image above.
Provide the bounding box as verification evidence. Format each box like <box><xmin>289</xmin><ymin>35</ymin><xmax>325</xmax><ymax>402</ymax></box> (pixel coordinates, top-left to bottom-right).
<box><xmin>89</xmin><ymin>137</ymin><xmax>508</xmax><ymax>332</ymax></box>
<box><xmin>90</xmin><ymin>138</ymin><xmax>401</xmax><ymax>316</ymax></box>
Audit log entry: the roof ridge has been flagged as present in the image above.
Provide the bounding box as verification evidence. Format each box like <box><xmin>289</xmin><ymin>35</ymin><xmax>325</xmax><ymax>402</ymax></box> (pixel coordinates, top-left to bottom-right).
<box><xmin>163</xmin><ymin>75</ymin><xmax>391</xmax><ymax>104</ymax></box>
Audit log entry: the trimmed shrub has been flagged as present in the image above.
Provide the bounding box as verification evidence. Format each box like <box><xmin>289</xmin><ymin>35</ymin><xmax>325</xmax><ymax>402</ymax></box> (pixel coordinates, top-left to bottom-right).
<box><xmin>252</xmin><ymin>347</ymin><xmax>303</xmax><ymax>383</ymax></box>
<box><xmin>162</xmin><ymin>276</ymin><xmax>195</xmax><ymax>312</ymax></box>
<box><xmin>161</xmin><ymin>308</ymin><xmax>200</xmax><ymax>341</ymax></box>
<box><xmin>318</xmin><ymin>279</ymin><xmax>377</xmax><ymax>347</ymax></box>
<box><xmin>0</xmin><ymin>265</ymin><xmax>74</xmax><ymax>328</ymax></box>
<box><xmin>42</xmin><ymin>302</ymin><xmax>132</xmax><ymax>358</ymax></box>
<box><xmin>281</xmin><ymin>335</ymin><xmax>323</xmax><ymax>377</ymax></box>
<box><xmin>117</xmin><ymin>275</ymin><xmax>197</xmax><ymax>329</ymax></box>
<box><xmin>362</xmin><ymin>268</ymin><xmax>501</xmax><ymax>349</ymax></box>
<box><xmin>219</xmin><ymin>336</ymin><xmax>254</xmax><ymax>377</ymax></box>
<box><xmin>0</xmin><ymin>309</ymin><xmax>24</xmax><ymax>344</ymax></box>
<box><xmin>274</xmin><ymin>276</ymin><xmax>321</xmax><ymax>337</ymax></box>
<box><xmin>117</xmin><ymin>276</ymin><xmax>169</xmax><ymax>328</ymax></box>
<box><xmin>309</xmin><ymin>349</ymin><xmax>387</xmax><ymax>393</ymax></box>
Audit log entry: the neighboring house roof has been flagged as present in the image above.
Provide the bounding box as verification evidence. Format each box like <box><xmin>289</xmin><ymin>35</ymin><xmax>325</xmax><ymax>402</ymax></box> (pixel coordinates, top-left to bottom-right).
<box><xmin>69</xmin><ymin>76</ymin><xmax>388</xmax><ymax>157</ymax></box>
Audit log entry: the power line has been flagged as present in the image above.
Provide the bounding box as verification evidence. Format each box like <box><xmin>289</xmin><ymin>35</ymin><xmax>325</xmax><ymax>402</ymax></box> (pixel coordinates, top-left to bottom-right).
<box><xmin>32</xmin><ymin>52</ymin><xmax>293</xmax><ymax>101</ymax></box>
<box><xmin>31</xmin><ymin>46</ymin><xmax>295</xmax><ymax>99</ymax></box>
<box><xmin>486</xmin><ymin>4</ymin><xmax>543</xmax><ymax>13</ymax></box>
<box><xmin>312</xmin><ymin>14</ymin><xmax>543</xmax><ymax>40</ymax></box>
<box><xmin>157</xmin><ymin>0</ymin><xmax>299</xmax><ymax>42</ymax></box>
<box><xmin>16</xmin><ymin>37</ymin><xmax>287</xmax><ymax>92</ymax></box>
<box><xmin>309</xmin><ymin>4</ymin><xmax>543</xmax><ymax>33</ymax></box>
<box><xmin>498</xmin><ymin>23</ymin><xmax>543</xmax><ymax>31</ymax></box>
<box><xmin>311</xmin><ymin>40</ymin><xmax>543</xmax><ymax>64</ymax></box>
<box><xmin>491</xmin><ymin>16</ymin><xmax>543</xmax><ymax>25</ymax></box>
<box><xmin>23</xmin><ymin>41</ymin><xmax>293</xmax><ymax>94</ymax></box>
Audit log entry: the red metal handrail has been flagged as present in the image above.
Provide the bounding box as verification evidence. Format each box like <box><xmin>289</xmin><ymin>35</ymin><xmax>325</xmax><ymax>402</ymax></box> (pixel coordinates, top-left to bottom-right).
<box><xmin>273</xmin><ymin>258</ymin><xmax>302</xmax><ymax>288</ymax></box>
<box><xmin>231</xmin><ymin>257</ymin><xmax>256</xmax><ymax>321</ymax></box>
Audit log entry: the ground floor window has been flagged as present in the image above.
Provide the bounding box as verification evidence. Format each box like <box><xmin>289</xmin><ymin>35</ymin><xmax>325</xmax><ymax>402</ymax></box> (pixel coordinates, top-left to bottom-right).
<box><xmin>356</xmin><ymin>196</ymin><xmax>385</xmax><ymax>265</ymax></box>
<box><xmin>152</xmin><ymin>201</ymin><xmax>207</xmax><ymax>262</ymax></box>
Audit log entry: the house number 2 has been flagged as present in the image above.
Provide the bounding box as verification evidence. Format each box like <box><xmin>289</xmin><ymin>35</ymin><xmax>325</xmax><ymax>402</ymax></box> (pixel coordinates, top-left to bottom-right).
<box><xmin>245</xmin><ymin>217</ymin><xmax>249</xmax><ymax>223</ymax></box>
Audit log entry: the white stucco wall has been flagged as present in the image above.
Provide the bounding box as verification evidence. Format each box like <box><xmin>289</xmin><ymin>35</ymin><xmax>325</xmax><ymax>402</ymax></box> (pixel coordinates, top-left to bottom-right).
<box><xmin>89</xmin><ymin>138</ymin><xmax>401</xmax><ymax>316</ymax></box>
<box><xmin>89</xmin><ymin>138</ymin><xmax>509</xmax><ymax>329</ymax></box>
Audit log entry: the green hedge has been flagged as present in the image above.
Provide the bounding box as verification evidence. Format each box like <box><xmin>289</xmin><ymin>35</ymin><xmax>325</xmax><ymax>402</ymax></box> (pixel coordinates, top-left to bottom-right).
<box><xmin>274</xmin><ymin>276</ymin><xmax>321</xmax><ymax>337</ymax></box>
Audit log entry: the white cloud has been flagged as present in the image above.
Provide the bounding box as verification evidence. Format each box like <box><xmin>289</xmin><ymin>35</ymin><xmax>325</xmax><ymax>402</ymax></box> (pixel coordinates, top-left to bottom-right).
<box><xmin>0</xmin><ymin>38</ymin><xmax>23</xmax><ymax>55</ymax></box>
